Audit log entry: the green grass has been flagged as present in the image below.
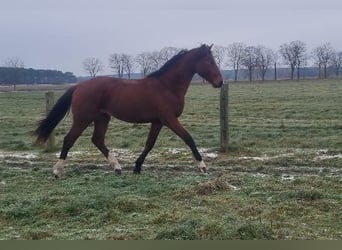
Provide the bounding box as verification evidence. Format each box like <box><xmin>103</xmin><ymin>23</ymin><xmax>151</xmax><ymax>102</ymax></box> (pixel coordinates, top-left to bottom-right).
<box><xmin>0</xmin><ymin>168</ymin><xmax>340</xmax><ymax>239</ymax></box>
<box><xmin>0</xmin><ymin>79</ymin><xmax>341</xmax><ymax>239</ymax></box>
<box><xmin>227</xmin><ymin>80</ymin><xmax>342</xmax><ymax>151</ymax></box>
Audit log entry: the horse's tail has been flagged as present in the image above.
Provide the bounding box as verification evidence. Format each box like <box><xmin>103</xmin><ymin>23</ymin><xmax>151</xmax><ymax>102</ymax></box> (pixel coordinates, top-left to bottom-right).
<box><xmin>35</xmin><ymin>86</ymin><xmax>76</xmax><ymax>144</ymax></box>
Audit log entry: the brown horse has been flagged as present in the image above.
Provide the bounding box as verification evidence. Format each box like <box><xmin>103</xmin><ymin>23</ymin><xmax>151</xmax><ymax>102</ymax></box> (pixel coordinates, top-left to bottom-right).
<box><xmin>35</xmin><ymin>44</ymin><xmax>223</xmax><ymax>177</ymax></box>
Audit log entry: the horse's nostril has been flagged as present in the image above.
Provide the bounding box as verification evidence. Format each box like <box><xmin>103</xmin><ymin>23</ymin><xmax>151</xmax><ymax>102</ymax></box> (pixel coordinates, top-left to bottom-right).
<box><xmin>215</xmin><ymin>80</ymin><xmax>223</xmax><ymax>88</ymax></box>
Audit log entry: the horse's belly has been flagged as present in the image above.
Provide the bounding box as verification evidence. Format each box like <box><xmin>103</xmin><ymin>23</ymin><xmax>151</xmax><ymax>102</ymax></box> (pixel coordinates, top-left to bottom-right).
<box><xmin>103</xmin><ymin>105</ymin><xmax>157</xmax><ymax>124</ymax></box>
<box><xmin>112</xmin><ymin>113</ymin><xmax>153</xmax><ymax>123</ymax></box>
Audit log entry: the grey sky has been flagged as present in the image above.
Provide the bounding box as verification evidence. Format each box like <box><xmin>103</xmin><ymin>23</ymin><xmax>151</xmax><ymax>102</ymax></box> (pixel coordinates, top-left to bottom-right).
<box><xmin>1</xmin><ymin>0</ymin><xmax>342</xmax><ymax>76</ymax></box>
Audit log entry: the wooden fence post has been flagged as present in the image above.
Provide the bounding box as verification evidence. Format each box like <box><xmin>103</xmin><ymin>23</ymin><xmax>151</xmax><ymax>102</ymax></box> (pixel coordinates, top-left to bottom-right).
<box><xmin>45</xmin><ymin>91</ymin><xmax>56</xmax><ymax>151</ymax></box>
<box><xmin>220</xmin><ymin>83</ymin><xmax>229</xmax><ymax>152</ymax></box>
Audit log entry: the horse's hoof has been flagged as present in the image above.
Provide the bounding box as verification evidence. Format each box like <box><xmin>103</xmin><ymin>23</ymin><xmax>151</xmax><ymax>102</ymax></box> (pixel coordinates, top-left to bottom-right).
<box><xmin>48</xmin><ymin>175</ymin><xmax>58</xmax><ymax>181</ymax></box>
<box><xmin>199</xmin><ymin>167</ymin><xmax>208</xmax><ymax>174</ymax></box>
<box><xmin>115</xmin><ymin>169</ymin><xmax>122</xmax><ymax>175</ymax></box>
<box><xmin>49</xmin><ymin>174</ymin><xmax>60</xmax><ymax>181</ymax></box>
<box><xmin>53</xmin><ymin>168</ymin><xmax>63</xmax><ymax>179</ymax></box>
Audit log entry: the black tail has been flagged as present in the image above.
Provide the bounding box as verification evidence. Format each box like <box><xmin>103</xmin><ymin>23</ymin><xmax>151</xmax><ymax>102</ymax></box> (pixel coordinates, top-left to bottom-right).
<box><xmin>35</xmin><ymin>86</ymin><xmax>76</xmax><ymax>144</ymax></box>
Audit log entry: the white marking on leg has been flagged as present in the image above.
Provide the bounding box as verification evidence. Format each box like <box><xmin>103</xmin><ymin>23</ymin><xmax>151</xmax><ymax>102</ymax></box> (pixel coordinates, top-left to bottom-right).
<box><xmin>198</xmin><ymin>160</ymin><xmax>207</xmax><ymax>173</ymax></box>
<box><xmin>107</xmin><ymin>152</ymin><xmax>122</xmax><ymax>171</ymax></box>
<box><xmin>53</xmin><ymin>159</ymin><xmax>65</xmax><ymax>178</ymax></box>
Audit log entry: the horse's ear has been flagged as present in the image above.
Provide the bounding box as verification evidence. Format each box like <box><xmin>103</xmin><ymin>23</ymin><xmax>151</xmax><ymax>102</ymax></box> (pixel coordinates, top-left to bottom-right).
<box><xmin>209</xmin><ymin>44</ymin><xmax>214</xmax><ymax>50</ymax></box>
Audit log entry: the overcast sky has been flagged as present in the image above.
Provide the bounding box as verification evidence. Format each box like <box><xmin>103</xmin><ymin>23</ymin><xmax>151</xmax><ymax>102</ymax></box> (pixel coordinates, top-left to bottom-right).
<box><xmin>1</xmin><ymin>0</ymin><xmax>342</xmax><ymax>76</ymax></box>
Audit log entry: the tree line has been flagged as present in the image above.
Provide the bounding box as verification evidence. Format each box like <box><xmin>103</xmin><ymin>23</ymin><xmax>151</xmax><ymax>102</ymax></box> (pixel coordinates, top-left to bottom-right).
<box><xmin>83</xmin><ymin>41</ymin><xmax>342</xmax><ymax>81</ymax></box>
<box><xmin>2</xmin><ymin>41</ymin><xmax>341</xmax><ymax>84</ymax></box>
<box><xmin>83</xmin><ymin>46</ymin><xmax>181</xmax><ymax>79</ymax></box>
<box><xmin>0</xmin><ymin>67</ymin><xmax>77</xmax><ymax>85</ymax></box>
<box><xmin>0</xmin><ymin>57</ymin><xmax>76</xmax><ymax>85</ymax></box>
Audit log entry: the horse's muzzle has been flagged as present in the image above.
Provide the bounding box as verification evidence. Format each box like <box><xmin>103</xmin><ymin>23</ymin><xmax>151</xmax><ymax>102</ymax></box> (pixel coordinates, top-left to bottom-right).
<box><xmin>213</xmin><ymin>80</ymin><xmax>223</xmax><ymax>88</ymax></box>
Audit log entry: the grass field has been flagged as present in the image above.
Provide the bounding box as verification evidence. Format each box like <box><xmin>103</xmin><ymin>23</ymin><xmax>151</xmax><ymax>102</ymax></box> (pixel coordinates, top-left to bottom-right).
<box><xmin>0</xmin><ymin>79</ymin><xmax>341</xmax><ymax>239</ymax></box>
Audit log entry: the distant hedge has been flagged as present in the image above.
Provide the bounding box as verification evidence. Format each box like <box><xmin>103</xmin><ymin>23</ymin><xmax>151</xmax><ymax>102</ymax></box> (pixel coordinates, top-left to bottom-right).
<box><xmin>0</xmin><ymin>67</ymin><xmax>77</xmax><ymax>84</ymax></box>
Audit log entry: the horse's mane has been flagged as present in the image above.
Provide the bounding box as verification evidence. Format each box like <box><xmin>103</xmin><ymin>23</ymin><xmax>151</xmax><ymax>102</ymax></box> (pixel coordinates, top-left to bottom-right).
<box><xmin>147</xmin><ymin>49</ymin><xmax>188</xmax><ymax>78</ymax></box>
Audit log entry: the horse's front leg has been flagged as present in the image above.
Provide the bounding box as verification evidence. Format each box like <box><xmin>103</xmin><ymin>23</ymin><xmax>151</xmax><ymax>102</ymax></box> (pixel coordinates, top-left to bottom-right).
<box><xmin>165</xmin><ymin>118</ymin><xmax>207</xmax><ymax>173</ymax></box>
<box><xmin>134</xmin><ymin>122</ymin><xmax>163</xmax><ymax>174</ymax></box>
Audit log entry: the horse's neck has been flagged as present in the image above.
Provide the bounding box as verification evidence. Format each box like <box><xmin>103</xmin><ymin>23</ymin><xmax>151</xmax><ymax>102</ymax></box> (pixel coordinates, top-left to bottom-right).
<box><xmin>162</xmin><ymin>57</ymin><xmax>196</xmax><ymax>98</ymax></box>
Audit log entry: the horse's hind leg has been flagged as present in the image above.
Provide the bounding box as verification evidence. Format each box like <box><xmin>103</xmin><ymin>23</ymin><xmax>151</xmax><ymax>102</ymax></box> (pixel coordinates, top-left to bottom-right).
<box><xmin>53</xmin><ymin>119</ymin><xmax>91</xmax><ymax>178</ymax></box>
<box><xmin>134</xmin><ymin>122</ymin><xmax>162</xmax><ymax>174</ymax></box>
<box><xmin>91</xmin><ymin>113</ymin><xmax>122</xmax><ymax>174</ymax></box>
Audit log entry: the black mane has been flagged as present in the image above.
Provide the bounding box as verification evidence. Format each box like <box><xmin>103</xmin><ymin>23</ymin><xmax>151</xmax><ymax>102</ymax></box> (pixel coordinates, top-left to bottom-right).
<box><xmin>147</xmin><ymin>50</ymin><xmax>188</xmax><ymax>78</ymax></box>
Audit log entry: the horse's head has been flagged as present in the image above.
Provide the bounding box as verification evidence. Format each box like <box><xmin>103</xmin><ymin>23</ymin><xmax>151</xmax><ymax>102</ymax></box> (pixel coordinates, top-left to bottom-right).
<box><xmin>195</xmin><ymin>44</ymin><xmax>223</xmax><ymax>88</ymax></box>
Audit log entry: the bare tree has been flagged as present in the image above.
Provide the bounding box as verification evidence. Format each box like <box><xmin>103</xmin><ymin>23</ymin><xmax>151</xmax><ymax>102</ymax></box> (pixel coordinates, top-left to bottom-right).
<box><xmin>150</xmin><ymin>47</ymin><xmax>183</xmax><ymax>73</ymax></box>
<box><xmin>3</xmin><ymin>56</ymin><xmax>25</xmax><ymax>90</ymax></box>
<box><xmin>3</xmin><ymin>56</ymin><xmax>24</xmax><ymax>68</ymax></box>
<box><xmin>226</xmin><ymin>42</ymin><xmax>246</xmax><ymax>82</ymax></box>
<box><xmin>108</xmin><ymin>53</ymin><xmax>124</xmax><ymax>78</ymax></box>
<box><xmin>331</xmin><ymin>51</ymin><xmax>342</xmax><ymax>76</ymax></box>
<box><xmin>212</xmin><ymin>45</ymin><xmax>226</xmax><ymax>69</ymax></box>
<box><xmin>255</xmin><ymin>46</ymin><xmax>275</xmax><ymax>81</ymax></box>
<box><xmin>159</xmin><ymin>46</ymin><xmax>182</xmax><ymax>65</ymax></box>
<box><xmin>136</xmin><ymin>50</ymin><xmax>169</xmax><ymax>77</ymax></box>
<box><xmin>241</xmin><ymin>46</ymin><xmax>258</xmax><ymax>81</ymax></box>
<box><xmin>280</xmin><ymin>43</ymin><xmax>295</xmax><ymax>79</ymax></box>
<box><xmin>273</xmin><ymin>51</ymin><xmax>279</xmax><ymax>81</ymax></box>
<box><xmin>279</xmin><ymin>40</ymin><xmax>307</xmax><ymax>80</ymax></box>
<box><xmin>295</xmin><ymin>42</ymin><xmax>307</xmax><ymax>80</ymax></box>
<box><xmin>136</xmin><ymin>52</ymin><xmax>152</xmax><ymax>77</ymax></box>
<box><xmin>128</xmin><ymin>47</ymin><xmax>182</xmax><ymax>78</ymax></box>
<box><xmin>82</xmin><ymin>57</ymin><xmax>104</xmax><ymax>78</ymax></box>
<box><xmin>149</xmin><ymin>51</ymin><xmax>163</xmax><ymax>72</ymax></box>
<box><xmin>121</xmin><ymin>54</ymin><xmax>135</xmax><ymax>79</ymax></box>
<box><xmin>312</xmin><ymin>43</ymin><xmax>334</xmax><ymax>78</ymax></box>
